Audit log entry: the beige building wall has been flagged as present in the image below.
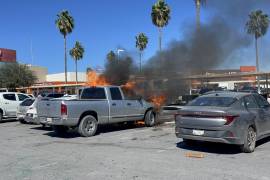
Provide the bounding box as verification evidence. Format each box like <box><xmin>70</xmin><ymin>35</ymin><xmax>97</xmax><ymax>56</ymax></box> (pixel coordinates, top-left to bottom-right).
<box><xmin>46</xmin><ymin>72</ymin><xmax>87</xmax><ymax>82</ymax></box>
<box><xmin>27</xmin><ymin>65</ymin><xmax>48</xmax><ymax>83</ymax></box>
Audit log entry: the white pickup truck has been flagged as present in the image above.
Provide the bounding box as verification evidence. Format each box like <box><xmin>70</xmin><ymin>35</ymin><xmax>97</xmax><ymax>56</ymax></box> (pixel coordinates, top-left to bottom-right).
<box><xmin>0</xmin><ymin>92</ymin><xmax>31</xmax><ymax>121</ymax></box>
<box><xmin>37</xmin><ymin>86</ymin><xmax>156</xmax><ymax>137</ymax></box>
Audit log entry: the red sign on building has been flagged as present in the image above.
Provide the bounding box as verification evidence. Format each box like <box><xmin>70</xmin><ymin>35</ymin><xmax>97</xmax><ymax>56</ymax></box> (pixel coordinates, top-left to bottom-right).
<box><xmin>0</xmin><ymin>48</ymin><xmax>16</xmax><ymax>63</ymax></box>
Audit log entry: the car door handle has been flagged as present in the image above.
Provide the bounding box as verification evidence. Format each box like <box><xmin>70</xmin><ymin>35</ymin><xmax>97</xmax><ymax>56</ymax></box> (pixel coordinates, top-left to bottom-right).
<box><xmin>127</xmin><ymin>103</ymin><xmax>132</xmax><ymax>106</ymax></box>
<box><xmin>4</xmin><ymin>102</ymin><xmax>9</xmax><ymax>104</ymax></box>
<box><xmin>112</xmin><ymin>103</ymin><xmax>116</xmax><ymax>106</ymax></box>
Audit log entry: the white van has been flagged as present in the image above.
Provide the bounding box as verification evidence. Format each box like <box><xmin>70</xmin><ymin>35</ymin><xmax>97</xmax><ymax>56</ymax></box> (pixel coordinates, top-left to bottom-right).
<box><xmin>0</xmin><ymin>92</ymin><xmax>31</xmax><ymax>121</ymax></box>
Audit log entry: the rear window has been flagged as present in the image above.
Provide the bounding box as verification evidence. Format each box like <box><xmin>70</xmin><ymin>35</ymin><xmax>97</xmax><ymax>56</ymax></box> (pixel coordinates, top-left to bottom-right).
<box><xmin>81</xmin><ymin>88</ymin><xmax>106</xmax><ymax>100</ymax></box>
<box><xmin>188</xmin><ymin>96</ymin><xmax>237</xmax><ymax>107</ymax></box>
<box><xmin>21</xmin><ymin>99</ymin><xmax>35</xmax><ymax>106</ymax></box>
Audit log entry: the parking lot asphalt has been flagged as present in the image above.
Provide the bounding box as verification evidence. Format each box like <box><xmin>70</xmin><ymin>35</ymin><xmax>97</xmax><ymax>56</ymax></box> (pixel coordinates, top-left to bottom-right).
<box><xmin>0</xmin><ymin>121</ymin><xmax>270</xmax><ymax>180</ymax></box>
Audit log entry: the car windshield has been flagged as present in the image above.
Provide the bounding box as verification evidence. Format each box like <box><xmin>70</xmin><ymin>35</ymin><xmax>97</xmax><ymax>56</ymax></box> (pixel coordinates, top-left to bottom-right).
<box><xmin>187</xmin><ymin>96</ymin><xmax>237</xmax><ymax>107</ymax></box>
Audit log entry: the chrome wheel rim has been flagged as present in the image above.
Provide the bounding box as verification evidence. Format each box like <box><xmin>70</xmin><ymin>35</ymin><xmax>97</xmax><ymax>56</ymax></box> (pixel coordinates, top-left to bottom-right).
<box><xmin>247</xmin><ymin>129</ymin><xmax>256</xmax><ymax>150</ymax></box>
<box><xmin>150</xmin><ymin>112</ymin><xmax>155</xmax><ymax>124</ymax></box>
<box><xmin>85</xmin><ymin>119</ymin><xmax>95</xmax><ymax>133</ymax></box>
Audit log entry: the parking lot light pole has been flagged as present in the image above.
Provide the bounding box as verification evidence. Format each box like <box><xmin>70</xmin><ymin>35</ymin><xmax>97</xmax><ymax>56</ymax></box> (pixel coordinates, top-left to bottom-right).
<box><xmin>117</xmin><ymin>49</ymin><xmax>125</xmax><ymax>60</ymax></box>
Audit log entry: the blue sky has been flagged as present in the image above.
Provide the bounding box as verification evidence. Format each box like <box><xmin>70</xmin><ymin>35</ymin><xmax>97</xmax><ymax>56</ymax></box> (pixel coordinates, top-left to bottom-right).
<box><xmin>0</xmin><ymin>0</ymin><xmax>269</xmax><ymax>73</ymax></box>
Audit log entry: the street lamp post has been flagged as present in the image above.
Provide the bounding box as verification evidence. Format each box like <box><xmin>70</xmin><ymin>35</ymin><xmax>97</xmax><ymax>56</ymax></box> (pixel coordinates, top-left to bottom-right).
<box><xmin>117</xmin><ymin>49</ymin><xmax>125</xmax><ymax>60</ymax></box>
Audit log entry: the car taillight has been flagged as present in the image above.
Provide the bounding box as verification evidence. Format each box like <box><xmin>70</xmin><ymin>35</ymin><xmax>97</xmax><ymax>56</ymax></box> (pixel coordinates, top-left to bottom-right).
<box><xmin>61</xmin><ymin>103</ymin><xmax>67</xmax><ymax>116</ymax></box>
<box><xmin>224</xmin><ymin>115</ymin><xmax>239</xmax><ymax>125</ymax></box>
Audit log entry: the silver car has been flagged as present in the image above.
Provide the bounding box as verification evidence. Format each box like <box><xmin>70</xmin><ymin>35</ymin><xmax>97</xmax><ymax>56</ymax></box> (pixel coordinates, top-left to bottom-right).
<box><xmin>175</xmin><ymin>92</ymin><xmax>270</xmax><ymax>153</ymax></box>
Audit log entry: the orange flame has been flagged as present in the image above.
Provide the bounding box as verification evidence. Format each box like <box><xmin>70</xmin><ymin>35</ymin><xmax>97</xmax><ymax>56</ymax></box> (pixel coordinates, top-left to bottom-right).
<box><xmin>86</xmin><ymin>71</ymin><xmax>110</xmax><ymax>86</ymax></box>
<box><xmin>121</xmin><ymin>81</ymin><xmax>136</xmax><ymax>90</ymax></box>
<box><xmin>150</xmin><ymin>95</ymin><xmax>166</xmax><ymax>108</ymax></box>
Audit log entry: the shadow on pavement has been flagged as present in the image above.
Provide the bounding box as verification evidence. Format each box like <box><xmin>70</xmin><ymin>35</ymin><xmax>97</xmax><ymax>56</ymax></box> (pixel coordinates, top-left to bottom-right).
<box><xmin>256</xmin><ymin>136</ymin><xmax>270</xmax><ymax>148</ymax></box>
<box><xmin>176</xmin><ymin>140</ymin><xmax>242</xmax><ymax>155</ymax></box>
<box><xmin>43</xmin><ymin>123</ymin><xmax>146</xmax><ymax>139</ymax></box>
<box><xmin>31</xmin><ymin>126</ymin><xmax>53</xmax><ymax>131</ymax></box>
<box><xmin>0</xmin><ymin>119</ymin><xmax>17</xmax><ymax>123</ymax></box>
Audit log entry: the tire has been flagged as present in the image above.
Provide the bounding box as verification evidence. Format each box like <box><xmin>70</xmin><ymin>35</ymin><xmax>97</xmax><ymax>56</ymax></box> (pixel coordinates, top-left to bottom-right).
<box><xmin>144</xmin><ymin>110</ymin><xmax>156</xmax><ymax>127</ymax></box>
<box><xmin>78</xmin><ymin>115</ymin><xmax>98</xmax><ymax>137</ymax></box>
<box><xmin>19</xmin><ymin>119</ymin><xmax>27</xmax><ymax>124</ymax></box>
<box><xmin>0</xmin><ymin>111</ymin><xmax>3</xmax><ymax>122</ymax></box>
<box><xmin>241</xmin><ymin>126</ymin><xmax>257</xmax><ymax>153</ymax></box>
<box><xmin>53</xmin><ymin>125</ymin><xmax>69</xmax><ymax>136</ymax></box>
<box><xmin>41</xmin><ymin>123</ymin><xmax>46</xmax><ymax>128</ymax></box>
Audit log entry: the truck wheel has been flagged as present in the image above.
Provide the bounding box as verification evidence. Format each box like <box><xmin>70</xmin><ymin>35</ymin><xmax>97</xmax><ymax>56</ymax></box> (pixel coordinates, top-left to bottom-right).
<box><xmin>144</xmin><ymin>110</ymin><xmax>156</xmax><ymax>127</ymax></box>
<box><xmin>53</xmin><ymin>125</ymin><xmax>69</xmax><ymax>136</ymax></box>
<box><xmin>241</xmin><ymin>126</ymin><xmax>256</xmax><ymax>153</ymax></box>
<box><xmin>78</xmin><ymin>115</ymin><xmax>98</xmax><ymax>137</ymax></box>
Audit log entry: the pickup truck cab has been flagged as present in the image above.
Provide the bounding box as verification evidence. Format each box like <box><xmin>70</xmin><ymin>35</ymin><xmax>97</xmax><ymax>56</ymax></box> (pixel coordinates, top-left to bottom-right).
<box><xmin>37</xmin><ymin>86</ymin><xmax>155</xmax><ymax>137</ymax></box>
<box><xmin>0</xmin><ymin>92</ymin><xmax>31</xmax><ymax>121</ymax></box>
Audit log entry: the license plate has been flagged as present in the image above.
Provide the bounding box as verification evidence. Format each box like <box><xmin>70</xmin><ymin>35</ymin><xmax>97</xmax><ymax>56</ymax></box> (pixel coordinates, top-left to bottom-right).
<box><xmin>47</xmin><ymin>118</ymin><xmax>52</xmax><ymax>123</ymax></box>
<box><xmin>192</xmin><ymin>130</ymin><xmax>204</xmax><ymax>136</ymax></box>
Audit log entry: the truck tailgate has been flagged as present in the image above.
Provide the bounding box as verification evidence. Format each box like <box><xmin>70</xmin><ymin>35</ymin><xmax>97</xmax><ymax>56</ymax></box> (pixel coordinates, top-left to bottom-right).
<box><xmin>37</xmin><ymin>100</ymin><xmax>62</xmax><ymax>118</ymax></box>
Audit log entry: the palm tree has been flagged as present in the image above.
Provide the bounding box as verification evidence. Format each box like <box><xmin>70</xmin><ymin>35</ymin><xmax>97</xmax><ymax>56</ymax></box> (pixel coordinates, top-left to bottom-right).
<box><xmin>69</xmin><ymin>41</ymin><xmax>84</xmax><ymax>84</ymax></box>
<box><xmin>106</xmin><ymin>51</ymin><xmax>116</xmax><ymax>61</ymax></box>
<box><xmin>246</xmin><ymin>10</ymin><xmax>269</xmax><ymax>92</ymax></box>
<box><xmin>135</xmin><ymin>33</ymin><xmax>148</xmax><ymax>73</ymax></box>
<box><xmin>194</xmin><ymin>0</ymin><xmax>206</xmax><ymax>31</ymax></box>
<box><xmin>151</xmin><ymin>0</ymin><xmax>170</xmax><ymax>52</ymax></box>
<box><xmin>56</xmin><ymin>10</ymin><xmax>75</xmax><ymax>84</ymax></box>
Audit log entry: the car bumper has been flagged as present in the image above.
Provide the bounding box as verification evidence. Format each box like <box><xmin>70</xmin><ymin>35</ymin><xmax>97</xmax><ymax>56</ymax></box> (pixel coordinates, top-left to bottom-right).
<box><xmin>16</xmin><ymin>114</ymin><xmax>25</xmax><ymax>120</ymax></box>
<box><xmin>25</xmin><ymin>116</ymin><xmax>39</xmax><ymax>124</ymax></box>
<box><xmin>175</xmin><ymin>127</ymin><xmax>243</xmax><ymax>145</ymax></box>
<box><xmin>39</xmin><ymin>116</ymin><xmax>77</xmax><ymax>126</ymax></box>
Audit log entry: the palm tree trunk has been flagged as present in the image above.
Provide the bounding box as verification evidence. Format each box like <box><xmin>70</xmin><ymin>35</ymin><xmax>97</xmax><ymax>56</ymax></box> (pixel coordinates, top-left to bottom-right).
<box><xmin>255</xmin><ymin>38</ymin><xmax>260</xmax><ymax>93</ymax></box>
<box><xmin>75</xmin><ymin>60</ymin><xmax>78</xmax><ymax>84</ymax></box>
<box><xmin>159</xmin><ymin>27</ymin><xmax>162</xmax><ymax>52</ymax></box>
<box><xmin>195</xmin><ymin>0</ymin><xmax>201</xmax><ymax>31</ymax></box>
<box><xmin>139</xmin><ymin>52</ymin><xmax>142</xmax><ymax>73</ymax></box>
<box><xmin>64</xmin><ymin>35</ymin><xmax>67</xmax><ymax>84</ymax></box>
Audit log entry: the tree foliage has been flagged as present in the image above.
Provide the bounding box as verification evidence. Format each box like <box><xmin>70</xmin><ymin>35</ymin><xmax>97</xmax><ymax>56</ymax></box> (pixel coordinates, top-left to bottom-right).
<box><xmin>136</xmin><ymin>33</ymin><xmax>148</xmax><ymax>52</ymax></box>
<box><xmin>151</xmin><ymin>0</ymin><xmax>170</xmax><ymax>28</ymax></box>
<box><xmin>0</xmin><ymin>63</ymin><xmax>37</xmax><ymax>89</ymax></box>
<box><xmin>70</xmin><ymin>41</ymin><xmax>84</xmax><ymax>61</ymax></box>
<box><xmin>55</xmin><ymin>10</ymin><xmax>74</xmax><ymax>37</ymax></box>
<box><xmin>106</xmin><ymin>51</ymin><xmax>116</xmax><ymax>61</ymax></box>
<box><xmin>246</xmin><ymin>10</ymin><xmax>269</xmax><ymax>39</ymax></box>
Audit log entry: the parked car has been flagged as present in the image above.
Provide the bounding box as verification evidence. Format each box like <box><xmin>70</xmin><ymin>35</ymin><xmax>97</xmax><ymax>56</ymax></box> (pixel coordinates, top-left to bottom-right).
<box><xmin>24</xmin><ymin>99</ymin><xmax>39</xmax><ymax>124</ymax></box>
<box><xmin>175</xmin><ymin>92</ymin><xmax>270</xmax><ymax>153</ymax></box>
<box><xmin>0</xmin><ymin>92</ymin><xmax>31</xmax><ymax>121</ymax></box>
<box><xmin>37</xmin><ymin>86</ymin><xmax>155</xmax><ymax>137</ymax></box>
<box><xmin>17</xmin><ymin>98</ymin><xmax>35</xmax><ymax>123</ymax></box>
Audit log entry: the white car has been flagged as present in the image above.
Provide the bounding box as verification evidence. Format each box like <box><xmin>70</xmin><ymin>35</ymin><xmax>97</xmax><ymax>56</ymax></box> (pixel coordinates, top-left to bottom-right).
<box><xmin>0</xmin><ymin>92</ymin><xmax>31</xmax><ymax>121</ymax></box>
<box><xmin>17</xmin><ymin>98</ymin><xmax>36</xmax><ymax>123</ymax></box>
<box><xmin>24</xmin><ymin>99</ymin><xmax>39</xmax><ymax>124</ymax></box>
